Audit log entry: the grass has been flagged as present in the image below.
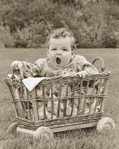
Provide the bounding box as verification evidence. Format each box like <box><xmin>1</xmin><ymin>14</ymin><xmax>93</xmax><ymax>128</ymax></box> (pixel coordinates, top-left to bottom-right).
<box><xmin>0</xmin><ymin>48</ymin><xmax>119</xmax><ymax>149</ymax></box>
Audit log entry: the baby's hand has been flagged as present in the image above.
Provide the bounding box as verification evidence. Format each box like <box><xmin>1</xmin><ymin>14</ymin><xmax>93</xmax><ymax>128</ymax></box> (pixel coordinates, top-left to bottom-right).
<box><xmin>77</xmin><ymin>71</ymin><xmax>87</xmax><ymax>78</ymax></box>
<box><xmin>10</xmin><ymin>61</ymin><xmax>23</xmax><ymax>78</ymax></box>
<box><xmin>59</xmin><ymin>68</ymin><xmax>76</xmax><ymax>77</ymax></box>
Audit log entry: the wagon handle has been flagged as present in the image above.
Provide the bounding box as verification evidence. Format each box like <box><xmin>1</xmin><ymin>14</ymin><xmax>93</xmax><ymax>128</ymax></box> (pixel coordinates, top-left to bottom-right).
<box><xmin>92</xmin><ymin>57</ymin><xmax>105</xmax><ymax>72</ymax></box>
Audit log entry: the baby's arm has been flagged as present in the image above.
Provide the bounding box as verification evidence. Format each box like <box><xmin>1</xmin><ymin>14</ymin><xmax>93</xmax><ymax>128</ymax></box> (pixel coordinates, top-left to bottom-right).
<box><xmin>10</xmin><ymin>61</ymin><xmax>40</xmax><ymax>78</ymax></box>
<box><xmin>35</xmin><ymin>58</ymin><xmax>61</xmax><ymax>77</ymax></box>
<box><xmin>11</xmin><ymin>58</ymin><xmax>49</xmax><ymax>78</ymax></box>
<box><xmin>76</xmin><ymin>55</ymin><xmax>98</xmax><ymax>78</ymax></box>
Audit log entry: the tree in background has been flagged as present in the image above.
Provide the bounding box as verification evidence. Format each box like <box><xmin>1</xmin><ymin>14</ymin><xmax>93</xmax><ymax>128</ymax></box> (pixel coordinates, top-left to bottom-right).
<box><xmin>0</xmin><ymin>0</ymin><xmax>119</xmax><ymax>48</ymax></box>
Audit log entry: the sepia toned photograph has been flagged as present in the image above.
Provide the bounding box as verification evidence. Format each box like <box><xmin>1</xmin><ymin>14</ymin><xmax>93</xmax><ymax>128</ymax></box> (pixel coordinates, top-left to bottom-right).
<box><xmin>0</xmin><ymin>0</ymin><xmax>119</xmax><ymax>148</ymax></box>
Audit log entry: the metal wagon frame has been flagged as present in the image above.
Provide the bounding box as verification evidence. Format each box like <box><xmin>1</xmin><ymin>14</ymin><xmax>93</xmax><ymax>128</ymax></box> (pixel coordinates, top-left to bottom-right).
<box><xmin>5</xmin><ymin>57</ymin><xmax>115</xmax><ymax>137</ymax></box>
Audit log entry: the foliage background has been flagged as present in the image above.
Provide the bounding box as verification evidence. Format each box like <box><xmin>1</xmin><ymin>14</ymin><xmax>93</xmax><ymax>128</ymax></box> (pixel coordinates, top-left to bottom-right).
<box><xmin>0</xmin><ymin>0</ymin><xmax>119</xmax><ymax>48</ymax></box>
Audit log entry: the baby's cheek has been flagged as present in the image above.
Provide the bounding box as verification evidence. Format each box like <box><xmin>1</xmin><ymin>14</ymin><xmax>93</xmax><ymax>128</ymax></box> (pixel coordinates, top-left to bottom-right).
<box><xmin>63</xmin><ymin>59</ymin><xmax>69</xmax><ymax>66</ymax></box>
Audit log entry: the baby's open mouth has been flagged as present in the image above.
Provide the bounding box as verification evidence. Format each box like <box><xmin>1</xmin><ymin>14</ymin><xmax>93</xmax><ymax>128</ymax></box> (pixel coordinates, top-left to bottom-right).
<box><xmin>56</xmin><ymin>57</ymin><xmax>61</xmax><ymax>64</ymax></box>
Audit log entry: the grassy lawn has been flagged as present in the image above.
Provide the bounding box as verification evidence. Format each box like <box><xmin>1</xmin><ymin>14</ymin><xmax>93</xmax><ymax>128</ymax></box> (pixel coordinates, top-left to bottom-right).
<box><xmin>0</xmin><ymin>48</ymin><xmax>119</xmax><ymax>149</ymax></box>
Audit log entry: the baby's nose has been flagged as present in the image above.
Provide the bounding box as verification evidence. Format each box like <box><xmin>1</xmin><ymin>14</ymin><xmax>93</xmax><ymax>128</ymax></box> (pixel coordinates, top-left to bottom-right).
<box><xmin>56</xmin><ymin>50</ymin><xmax>62</xmax><ymax>55</ymax></box>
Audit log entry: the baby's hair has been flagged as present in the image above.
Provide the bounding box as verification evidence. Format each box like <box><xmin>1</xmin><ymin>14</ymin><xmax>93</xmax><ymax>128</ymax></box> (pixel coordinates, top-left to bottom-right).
<box><xmin>46</xmin><ymin>28</ymin><xmax>77</xmax><ymax>51</ymax></box>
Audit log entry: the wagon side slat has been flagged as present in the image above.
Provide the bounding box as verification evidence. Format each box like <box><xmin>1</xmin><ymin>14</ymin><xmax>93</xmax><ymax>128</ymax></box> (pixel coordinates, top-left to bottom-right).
<box><xmin>26</xmin><ymin>88</ymin><xmax>31</xmax><ymax>120</ymax></box>
<box><xmin>32</xmin><ymin>89</ymin><xmax>39</xmax><ymax>121</ymax></box>
<box><xmin>8</xmin><ymin>85</ymin><xmax>18</xmax><ymax>117</ymax></box>
<box><xmin>57</xmin><ymin>82</ymin><xmax>61</xmax><ymax>118</ymax></box>
<box><xmin>64</xmin><ymin>83</ymin><xmax>68</xmax><ymax>117</ymax></box>
<box><xmin>100</xmin><ymin>78</ymin><xmax>110</xmax><ymax>112</ymax></box>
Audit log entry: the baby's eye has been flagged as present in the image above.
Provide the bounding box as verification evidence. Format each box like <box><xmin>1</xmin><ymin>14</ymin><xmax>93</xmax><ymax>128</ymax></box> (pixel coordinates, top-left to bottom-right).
<box><xmin>63</xmin><ymin>49</ymin><xmax>67</xmax><ymax>51</ymax></box>
<box><xmin>52</xmin><ymin>48</ymin><xmax>56</xmax><ymax>51</ymax></box>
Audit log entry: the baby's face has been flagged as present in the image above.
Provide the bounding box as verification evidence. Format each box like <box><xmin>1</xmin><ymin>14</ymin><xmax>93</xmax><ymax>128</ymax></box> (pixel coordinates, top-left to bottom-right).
<box><xmin>47</xmin><ymin>37</ymin><xmax>73</xmax><ymax>69</ymax></box>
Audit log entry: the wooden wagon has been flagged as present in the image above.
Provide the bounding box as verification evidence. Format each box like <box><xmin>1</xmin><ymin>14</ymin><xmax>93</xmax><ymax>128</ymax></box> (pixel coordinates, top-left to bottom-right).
<box><xmin>5</xmin><ymin>57</ymin><xmax>115</xmax><ymax>140</ymax></box>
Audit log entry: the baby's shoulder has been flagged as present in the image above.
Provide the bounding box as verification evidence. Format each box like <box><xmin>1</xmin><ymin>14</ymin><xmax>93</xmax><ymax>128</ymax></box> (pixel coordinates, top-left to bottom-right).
<box><xmin>35</xmin><ymin>58</ymin><xmax>47</xmax><ymax>66</ymax></box>
<box><xmin>73</xmin><ymin>55</ymin><xmax>86</xmax><ymax>62</ymax></box>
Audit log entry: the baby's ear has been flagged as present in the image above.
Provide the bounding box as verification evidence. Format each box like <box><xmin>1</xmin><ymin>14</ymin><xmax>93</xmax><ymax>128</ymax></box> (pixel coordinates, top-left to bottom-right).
<box><xmin>71</xmin><ymin>50</ymin><xmax>74</xmax><ymax>61</ymax></box>
<box><xmin>72</xmin><ymin>44</ymin><xmax>77</xmax><ymax>51</ymax></box>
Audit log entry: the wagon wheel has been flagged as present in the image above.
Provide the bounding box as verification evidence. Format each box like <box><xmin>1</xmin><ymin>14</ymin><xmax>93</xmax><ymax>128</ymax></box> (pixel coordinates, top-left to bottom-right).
<box><xmin>96</xmin><ymin>117</ymin><xmax>115</xmax><ymax>133</ymax></box>
<box><xmin>6</xmin><ymin>122</ymin><xmax>18</xmax><ymax>134</ymax></box>
<box><xmin>33</xmin><ymin>127</ymin><xmax>54</xmax><ymax>142</ymax></box>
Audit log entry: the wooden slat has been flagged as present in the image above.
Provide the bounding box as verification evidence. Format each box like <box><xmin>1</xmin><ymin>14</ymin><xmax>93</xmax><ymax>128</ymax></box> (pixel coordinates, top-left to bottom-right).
<box><xmin>88</xmin><ymin>98</ymin><xmax>95</xmax><ymax>114</ymax></box>
<box><xmin>17</xmin><ymin>127</ymin><xmax>35</xmax><ymax>135</ymax></box>
<box><xmin>92</xmin><ymin>80</ymin><xmax>98</xmax><ymax>113</ymax></box>
<box><xmin>8</xmin><ymin>86</ymin><xmax>18</xmax><ymax>117</ymax></box>
<box><xmin>42</xmin><ymin>86</ymin><xmax>47</xmax><ymax>119</ymax></box>
<box><xmin>26</xmin><ymin>88</ymin><xmax>31</xmax><ymax>120</ymax></box>
<box><xmin>92</xmin><ymin>79</ymin><xmax>103</xmax><ymax>113</ymax></box>
<box><xmin>20</xmin><ymin>86</ymin><xmax>27</xmax><ymax>117</ymax></box>
<box><xmin>77</xmin><ymin>81</ymin><xmax>82</xmax><ymax>114</ymax></box>
<box><xmin>16</xmin><ymin>87</ymin><xmax>25</xmax><ymax>117</ymax></box>
<box><xmin>35</xmin><ymin>88</ymin><xmax>39</xmax><ymax>121</ymax></box>
<box><xmin>51</xmin><ymin>122</ymin><xmax>97</xmax><ymax>133</ymax></box>
<box><xmin>37</xmin><ymin>100</ymin><xmax>40</xmax><ymax>121</ymax></box>
<box><xmin>70</xmin><ymin>82</ymin><xmax>75</xmax><ymax>116</ymax></box>
<box><xmin>88</xmin><ymin>80</ymin><xmax>97</xmax><ymax>114</ymax></box>
<box><xmin>13</xmin><ymin>87</ymin><xmax>24</xmax><ymax>118</ymax></box>
<box><xmin>80</xmin><ymin>81</ymin><xmax>87</xmax><ymax>115</ymax></box>
<box><xmin>64</xmin><ymin>83</ymin><xmax>68</xmax><ymax>117</ymax></box>
<box><xmin>17</xmin><ymin>122</ymin><xmax>98</xmax><ymax>134</ymax></box>
<box><xmin>32</xmin><ymin>89</ymin><xmax>38</xmax><ymax>121</ymax></box>
<box><xmin>86</xmin><ymin>81</ymin><xmax>89</xmax><ymax>94</ymax></box>
<box><xmin>28</xmin><ymin>91</ymin><xmax>34</xmax><ymax>121</ymax></box>
<box><xmin>51</xmin><ymin>84</ymin><xmax>54</xmax><ymax>119</ymax></box>
<box><xmin>57</xmin><ymin>83</ymin><xmax>61</xmax><ymax>118</ymax></box>
<box><xmin>95</xmin><ymin>79</ymin><xmax>103</xmax><ymax>112</ymax></box>
<box><xmin>93</xmin><ymin>79</ymin><xmax>101</xmax><ymax>113</ymax></box>
<box><xmin>100</xmin><ymin>79</ymin><xmax>109</xmax><ymax>112</ymax></box>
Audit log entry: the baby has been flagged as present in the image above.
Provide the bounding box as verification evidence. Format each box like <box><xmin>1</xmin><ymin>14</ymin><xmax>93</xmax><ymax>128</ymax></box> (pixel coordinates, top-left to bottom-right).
<box><xmin>35</xmin><ymin>28</ymin><xmax>98</xmax><ymax>77</ymax></box>
<box><xmin>11</xmin><ymin>28</ymin><xmax>98</xmax><ymax>78</ymax></box>
<box><xmin>10</xmin><ymin>28</ymin><xmax>99</xmax><ymax>119</ymax></box>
